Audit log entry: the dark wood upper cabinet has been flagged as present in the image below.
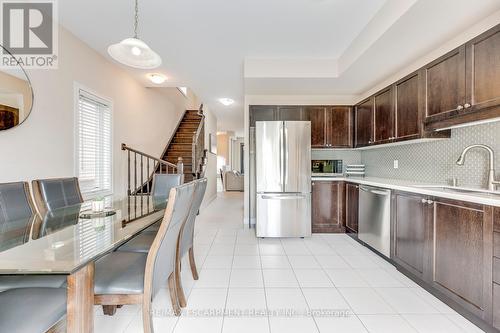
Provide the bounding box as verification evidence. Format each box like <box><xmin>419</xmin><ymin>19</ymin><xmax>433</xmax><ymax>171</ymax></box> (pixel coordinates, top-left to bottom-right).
<box><xmin>392</xmin><ymin>192</ymin><xmax>431</xmax><ymax>280</ymax></box>
<box><xmin>326</xmin><ymin>106</ymin><xmax>353</xmax><ymax>148</ymax></box>
<box><xmin>423</xmin><ymin>46</ymin><xmax>466</xmax><ymax>122</ymax></box>
<box><xmin>345</xmin><ymin>183</ymin><xmax>359</xmax><ymax>233</ymax></box>
<box><xmin>355</xmin><ymin>97</ymin><xmax>374</xmax><ymax>147</ymax></box>
<box><xmin>278</xmin><ymin>106</ymin><xmax>306</xmax><ymax>121</ymax></box>
<box><xmin>250</xmin><ymin>105</ymin><xmax>277</xmax><ymax>127</ymax></box>
<box><xmin>306</xmin><ymin>106</ymin><xmax>353</xmax><ymax>148</ymax></box>
<box><xmin>311</xmin><ymin>181</ymin><xmax>345</xmax><ymax>233</ymax></box>
<box><xmin>374</xmin><ymin>87</ymin><xmax>395</xmax><ymax>143</ymax></box>
<box><xmin>395</xmin><ymin>72</ymin><xmax>420</xmax><ymax>139</ymax></box>
<box><xmin>466</xmin><ymin>25</ymin><xmax>500</xmax><ymax>113</ymax></box>
<box><xmin>432</xmin><ymin>199</ymin><xmax>492</xmax><ymax>320</ymax></box>
<box><xmin>306</xmin><ymin>106</ymin><xmax>327</xmax><ymax>148</ymax></box>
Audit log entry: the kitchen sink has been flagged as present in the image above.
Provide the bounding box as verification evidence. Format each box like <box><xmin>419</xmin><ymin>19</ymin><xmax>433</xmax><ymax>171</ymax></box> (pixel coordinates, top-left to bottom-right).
<box><xmin>412</xmin><ymin>185</ymin><xmax>500</xmax><ymax>197</ymax></box>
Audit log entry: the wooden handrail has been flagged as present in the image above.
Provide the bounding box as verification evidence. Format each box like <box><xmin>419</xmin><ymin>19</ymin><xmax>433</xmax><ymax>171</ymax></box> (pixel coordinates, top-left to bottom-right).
<box><xmin>122</xmin><ymin>143</ymin><xmax>179</xmax><ymax>169</ymax></box>
<box><xmin>122</xmin><ymin>143</ymin><xmax>184</xmax><ymax>198</ymax></box>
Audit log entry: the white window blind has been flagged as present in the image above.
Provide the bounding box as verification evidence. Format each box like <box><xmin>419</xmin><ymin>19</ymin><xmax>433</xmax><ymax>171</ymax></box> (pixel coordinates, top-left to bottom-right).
<box><xmin>76</xmin><ymin>89</ymin><xmax>112</xmax><ymax>198</ymax></box>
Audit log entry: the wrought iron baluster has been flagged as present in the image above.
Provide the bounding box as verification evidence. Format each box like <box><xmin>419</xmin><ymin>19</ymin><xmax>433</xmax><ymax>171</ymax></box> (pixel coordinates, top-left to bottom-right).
<box><xmin>134</xmin><ymin>152</ymin><xmax>137</xmax><ymax>219</ymax></box>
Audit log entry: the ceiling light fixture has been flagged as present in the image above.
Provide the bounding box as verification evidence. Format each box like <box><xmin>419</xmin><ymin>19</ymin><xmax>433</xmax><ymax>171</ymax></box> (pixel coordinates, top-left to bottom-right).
<box><xmin>148</xmin><ymin>73</ymin><xmax>167</xmax><ymax>84</ymax></box>
<box><xmin>107</xmin><ymin>0</ymin><xmax>161</xmax><ymax>69</ymax></box>
<box><xmin>218</xmin><ymin>98</ymin><xmax>234</xmax><ymax>106</ymax></box>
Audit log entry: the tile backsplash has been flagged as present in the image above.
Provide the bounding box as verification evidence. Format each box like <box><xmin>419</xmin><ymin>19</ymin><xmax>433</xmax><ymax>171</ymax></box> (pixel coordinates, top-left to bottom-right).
<box><xmin>361</xmin><ymin>121</ymin><xmax>500</xmax><ymax>187</ymax></box>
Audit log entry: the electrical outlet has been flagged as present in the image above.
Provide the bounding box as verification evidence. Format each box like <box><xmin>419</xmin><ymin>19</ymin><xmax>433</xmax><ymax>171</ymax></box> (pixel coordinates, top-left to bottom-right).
<box><xmin>393</xmin><ymin>160</ymin><xmax>399</xmax><ymax>169</ymax></box>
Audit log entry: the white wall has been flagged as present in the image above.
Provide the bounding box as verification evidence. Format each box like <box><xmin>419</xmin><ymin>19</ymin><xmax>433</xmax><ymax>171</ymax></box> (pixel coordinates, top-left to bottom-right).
<box><xmin>201</xmin><ymin>106</ymin><xmax>218</xmax><ymax>209</ymax></box>
<box><xmin>0</xmin><ymin>27</ymin><xmax>184</xmax><ymax>199</ymax></box>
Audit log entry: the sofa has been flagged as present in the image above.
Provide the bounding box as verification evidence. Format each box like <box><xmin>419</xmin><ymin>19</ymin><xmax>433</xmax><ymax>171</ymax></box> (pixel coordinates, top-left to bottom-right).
<box><xmin>223</xmin><ymin>171</ymin><xmax>244</xmax><ymax>191</ymax></box>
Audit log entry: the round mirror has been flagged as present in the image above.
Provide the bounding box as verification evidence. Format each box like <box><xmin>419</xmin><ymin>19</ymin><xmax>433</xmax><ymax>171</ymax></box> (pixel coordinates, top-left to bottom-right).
<box><xmin>0</xmin><ymin>45</ymin><xmax>33</xmax><ymax>131</ymax></box>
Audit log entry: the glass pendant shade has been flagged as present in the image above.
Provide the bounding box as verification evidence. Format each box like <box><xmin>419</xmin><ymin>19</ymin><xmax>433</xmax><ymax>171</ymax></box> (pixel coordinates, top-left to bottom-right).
<box><xmin>107</xmin><ymin>37</ymin><xmax>161</xmax><ymax>69</ymax></box>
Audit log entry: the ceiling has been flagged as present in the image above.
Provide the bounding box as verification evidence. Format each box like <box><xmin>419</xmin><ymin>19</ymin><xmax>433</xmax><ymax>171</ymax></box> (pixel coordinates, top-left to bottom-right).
<box><xmin>59</xmin><ymin>0</ymin><xmax>500</xmax><ymax>133</ymax></box>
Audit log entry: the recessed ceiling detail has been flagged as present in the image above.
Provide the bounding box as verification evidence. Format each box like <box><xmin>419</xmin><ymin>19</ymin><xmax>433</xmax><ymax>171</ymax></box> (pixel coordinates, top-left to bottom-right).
<box><xmin>60</xmin><ymin>0</ymin><xmax>500</xmax><ymax>132</ymax></box>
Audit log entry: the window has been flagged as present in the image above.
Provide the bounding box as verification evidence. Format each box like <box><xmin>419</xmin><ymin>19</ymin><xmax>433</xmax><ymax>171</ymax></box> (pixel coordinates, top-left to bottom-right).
<box><xmin>75</xmin><ymin>87</ymin><xmax>112</xmax><ymax>199</ymax></box>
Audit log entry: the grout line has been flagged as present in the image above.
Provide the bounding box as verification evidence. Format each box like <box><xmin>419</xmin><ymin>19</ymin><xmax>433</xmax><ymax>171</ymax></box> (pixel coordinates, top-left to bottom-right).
<box><xmin>220</xmin><ymin>227</ymin><xmax>237</xmax><ymax>333</ymax></box>
<box><xmin>280</xmin><ymin>238</ymin><xmax>322</xmax><ymax>333</ymax></box>
<box><xmin>257</xmin><ymin>234</ymin><xmax>272</xmax><ymax>333</ymax></box>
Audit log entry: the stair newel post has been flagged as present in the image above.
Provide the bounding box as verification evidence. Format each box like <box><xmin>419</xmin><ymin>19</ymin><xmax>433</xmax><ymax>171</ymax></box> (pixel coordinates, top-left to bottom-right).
<box><xmin>177</xmin><ymin>157</ymin><xmax>184</xmax><ymax>183</ymax></box>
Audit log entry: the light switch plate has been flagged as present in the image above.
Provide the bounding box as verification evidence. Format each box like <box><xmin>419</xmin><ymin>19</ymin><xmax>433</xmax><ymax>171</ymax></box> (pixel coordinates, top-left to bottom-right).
<box><xmin>393</xmin><ymin>160</ymin><xmax>399</xmax><ymax>169</ymax></box>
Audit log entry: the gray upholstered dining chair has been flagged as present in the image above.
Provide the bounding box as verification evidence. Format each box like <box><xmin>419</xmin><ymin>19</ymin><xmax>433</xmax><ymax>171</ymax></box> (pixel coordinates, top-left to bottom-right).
<box><xmin>31</xmin><ymin>177</ymin><xmax>83</xmax><ymax>217</ymax></box>
<box><xmin>175</xmin><ymin>178</ymin><xmax>207</xmax><ymax>307</ymax></box>
<box><xmin>0</xmin><ymin>182</ymin><xmax>35</xmax><ymax>245</ymax></box>
<box><xmin>151</xmin><ymin>173</ymin><xmax>183</xmax><ymax>210</ymax></box>
<box><xmin>93</xmin><ymin>181</ymin><xmax>196</xmax><ymax>332</ymax></box>
<box><xmin>117</xmin><ymin>173</ymin><xmax>183</xmax><ymax>251</ymax></box>
<box><xmin>0</xmin><ymin>287</ymin><xmax>66</xmax><ymax>333</ymax></box>
<box><xmin>0</xmin><ymin>182</ymin><xmax>66</xmax><ymax>292</ymax></box>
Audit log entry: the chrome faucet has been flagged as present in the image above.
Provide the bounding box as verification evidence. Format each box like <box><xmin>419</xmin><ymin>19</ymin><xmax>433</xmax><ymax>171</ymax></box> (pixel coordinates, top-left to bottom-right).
<box><xmin>456</xmin><ymin>144</ymin><xmax>500</xmax><ymax>191</ymax></box>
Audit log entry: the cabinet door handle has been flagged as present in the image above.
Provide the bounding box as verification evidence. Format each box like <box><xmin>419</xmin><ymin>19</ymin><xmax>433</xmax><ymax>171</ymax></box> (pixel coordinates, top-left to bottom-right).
<box><xmin>464</xmin><ymin>103</ymin><xmax>471</xmax><ymax>108</ymax></box>
<box><xmin>312</xmin><ymin>182</ymin><xmax>315</xmax><ymax>186</ymax></box>
<box><xmin>421</xmin><ymin>198</ymin><xmax>427</xmax><ymax>204</ymax></box>
<box><xmin>457</xmin><ymin>105</ymin><xmax>464</xmax><ymax>110</ymax></box>
<box><xmin>427</xmin><ymin>200</ymin><xmax>434</xmax><ymax>205</ymax></box>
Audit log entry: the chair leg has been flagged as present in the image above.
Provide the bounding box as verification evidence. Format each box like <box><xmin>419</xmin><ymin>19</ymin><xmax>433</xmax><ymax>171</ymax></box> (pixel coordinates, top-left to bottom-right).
<box><xmin>189</xmin><ymin>247</ymin><xmax>199</xmax><ymax>280</ymax></box>
<box><xmin>175</xmin><ymin>254</ymin><xmax>187</xmax><ymax>308</ymax></box>
<box><xmin>102</xmin><ymin>305</ymin><xmax>117</xmax><ymax>316</ymax></box>
<box><xmin>168</xmin><ymin>273</ymin><xmax>181</xmax><ymax>316</ymax></box>
<box><xmin>142</xmin><ymin>297</ymin><xmax>153</xmax><ymax>333</ymax></box>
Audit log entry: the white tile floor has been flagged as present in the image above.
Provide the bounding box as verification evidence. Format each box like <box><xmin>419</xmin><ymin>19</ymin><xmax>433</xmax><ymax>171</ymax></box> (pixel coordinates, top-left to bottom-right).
<box><xmin>95</xmin><ymin>192</ymin><xmax>486</xmax><ymax>333</ymax></box>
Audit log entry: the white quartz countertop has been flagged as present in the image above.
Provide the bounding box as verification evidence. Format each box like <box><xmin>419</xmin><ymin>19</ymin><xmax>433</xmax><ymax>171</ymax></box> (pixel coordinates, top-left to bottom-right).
<box><xmin>311</xmin><ymin>176</ymin><xmax>500</xmax><ymax>207</ymax></box>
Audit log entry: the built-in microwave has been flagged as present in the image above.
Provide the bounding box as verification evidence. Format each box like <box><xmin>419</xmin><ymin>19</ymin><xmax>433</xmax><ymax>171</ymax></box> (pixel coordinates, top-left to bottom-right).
<box><xmin>311</xmin><ymin>160</ymin><xmax>343</xmax><ymax>176</ymax></box>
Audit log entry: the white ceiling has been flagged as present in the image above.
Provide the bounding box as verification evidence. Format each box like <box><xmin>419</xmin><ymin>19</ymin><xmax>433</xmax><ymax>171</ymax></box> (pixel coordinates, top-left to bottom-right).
<box><xmin>59</xmin><ymin>0</ymin><xmax>500</xmax><ymax>133</ymax></box>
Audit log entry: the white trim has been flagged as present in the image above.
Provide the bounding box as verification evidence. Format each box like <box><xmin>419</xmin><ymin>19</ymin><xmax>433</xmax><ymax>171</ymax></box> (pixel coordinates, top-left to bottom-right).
<box><xmin>73</xmin><ymin>82</ymin><xmax>114</xmax><ymax>200</ymax></box>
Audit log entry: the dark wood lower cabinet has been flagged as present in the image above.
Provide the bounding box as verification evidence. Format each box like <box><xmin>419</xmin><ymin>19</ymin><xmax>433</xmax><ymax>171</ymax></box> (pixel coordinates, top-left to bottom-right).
<box><xmin>345</xmin><ymin>183</ymin><xmax>358</xmax><ymax>233</ymax></box>
<box><xmin>432</xmin><ymin>199</ymin><xmax>493</xmax><ymax>320</ymax></box>
<box><xmin>392</xmin><ymin>192</ymin><xmax>432</xmax><ymax>280</ymax></box>
<box><xmin>311</xmin><ymin>181</ymin><xmax>345</xmax><ymax>233</ymax></box>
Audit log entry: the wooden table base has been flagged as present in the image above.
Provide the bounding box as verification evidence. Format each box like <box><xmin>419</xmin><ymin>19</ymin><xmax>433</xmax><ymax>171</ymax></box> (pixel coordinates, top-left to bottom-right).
<box><xmin>66</xmin><ymin>263</ymin><xmax>94</xmax><ymax>333</ymax></box>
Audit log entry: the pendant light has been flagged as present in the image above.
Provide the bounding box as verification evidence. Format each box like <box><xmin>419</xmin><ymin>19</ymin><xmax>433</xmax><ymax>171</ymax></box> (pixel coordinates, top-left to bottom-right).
<box><xmin>108</xmin><ymin>0</ymin><xmax>161</xmax><ymax>69</ymax></box>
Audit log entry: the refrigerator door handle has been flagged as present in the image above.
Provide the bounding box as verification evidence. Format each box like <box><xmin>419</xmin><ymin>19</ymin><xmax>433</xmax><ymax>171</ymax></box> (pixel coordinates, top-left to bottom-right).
<box><xmin>261</xmin><ymin>194</ymin><xmax>306</xmax><ymax>200</ymax></box>
<box><xmin>280</xmin><ymin>123</ymin><xmax>285</xmax><ymax>190</ymax></box>
<box><xmin>284</xmin><ymin>126</ymin><xmax>288</xmax><ymax>186</ymax></box>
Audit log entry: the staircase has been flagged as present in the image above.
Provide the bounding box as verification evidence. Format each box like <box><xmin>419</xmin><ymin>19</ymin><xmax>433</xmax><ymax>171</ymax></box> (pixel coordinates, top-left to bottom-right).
<box><xmin>161</xmin><ymin>109</ymin><xmax>205</xmax><ymax>183</ymax></box>
<box><xmin>125</xmin><ymin>105</ymin><xmax>207</xmax><ymax>196</ymax></box>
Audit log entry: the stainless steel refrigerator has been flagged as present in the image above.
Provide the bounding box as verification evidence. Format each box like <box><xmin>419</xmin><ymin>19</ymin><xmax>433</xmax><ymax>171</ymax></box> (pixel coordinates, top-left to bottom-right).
<box><xmin>255</xmin><ymin>121</ymin><xmax>311</xmax><ymax>238</ymax></box>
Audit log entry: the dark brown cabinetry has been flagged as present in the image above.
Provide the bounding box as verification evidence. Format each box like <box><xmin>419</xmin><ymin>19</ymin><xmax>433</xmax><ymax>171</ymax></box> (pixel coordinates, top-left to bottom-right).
<box><xmin>278</xmin><ymin>106</ymin><xmax>307</xmax><ymax>121</ymax></box>
<box><xmin>466</xmin><ymin>25</ymin><xmax>500</xmax><ymax>114</ymax></box>
<box><xmin>311</xmin><ymin>181</ymin><xmax>345</xmax><ymax>233</ymax></box>
<box><xmin>432</xmin><ymin>198</ymin><xmax>493</xmax><ymax>320</ymax></box>
<box><xmin>345</xmin><ymin>183</ymin><xmax>359</xmax><ymax>233</ymax></box>
<box><xmin>327</xmin><ymin>107</ymin><xmax>353</xmax><ymax>148</ymax></box>
<box><xmin>308</xmin><ymin>106</ymin><xmax>327</xmax><ymax>148</ymax></box>
<box><xmin>425</xmin><ymin>25</ymin><xmax>500</xmax><ymax>129</ymax></box>
<box><xmin>423</xmin><ymin>46</ymin><xmax>466</xmax><ymax>122</ymax></box>
<box><xmin>494</xmin><ymin>208</ymin><xmax>500</xmax><ymax>330</ymax></box>
<box><xmin>354</xmin><ymin>98</ymin><xmax>374</xmax><ymax>147</ymax></box>
<box><xmin>392</xmin><ymin>192</ymin><xmax>432</xmax><ymax>280</ymax></box>
<box><xmin>395</xmin><ymin>72</ymin><xmax>421</xmax><ymax>139</ymax></box>
<box><xmin>306</xmin><ymin>106</ymin><xmax>353</xmax><ymax>148</ymax></box>
<box><xmin>374</xmin><ymin>87</ymin><xmax>395</xmax><ymax>143</ymax></box>
<box><xmin>249</xmin><ymin>105</ymin><xmax>277</xmax><ymax>127</ymax></box>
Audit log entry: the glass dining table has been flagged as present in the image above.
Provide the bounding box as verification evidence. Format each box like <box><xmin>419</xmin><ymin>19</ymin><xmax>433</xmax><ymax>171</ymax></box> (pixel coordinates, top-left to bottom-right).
<box><xmin>0</xmin><ymin>195</ymin><xmax>167</xmax><ymax>333</ymax></box>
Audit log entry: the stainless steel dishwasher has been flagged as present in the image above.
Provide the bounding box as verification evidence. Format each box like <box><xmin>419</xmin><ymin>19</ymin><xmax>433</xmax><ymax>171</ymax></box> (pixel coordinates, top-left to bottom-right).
<box><xmin>358</xmin><ymin>185</ymin><xmax>391</xmax><ymax>258</ymax></box>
